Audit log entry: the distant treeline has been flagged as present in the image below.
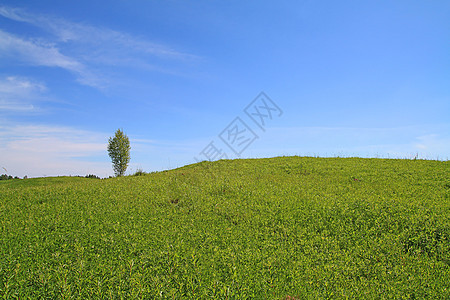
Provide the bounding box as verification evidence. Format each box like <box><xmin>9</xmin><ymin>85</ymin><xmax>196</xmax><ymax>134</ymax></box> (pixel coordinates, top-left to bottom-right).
<box><xmin>0</xmin><ymin>174</ymin><xmax>104</xmax><ymax>180</ymax></box>
<box><xmin>0</xmin><ymin>174</ymin><xmax>22</xmax><ymax>180</ymax></box>
<box><xmin>1</xmin><ymin>172</ymin><xmax>148</xmax><ymax>180</ymax></box>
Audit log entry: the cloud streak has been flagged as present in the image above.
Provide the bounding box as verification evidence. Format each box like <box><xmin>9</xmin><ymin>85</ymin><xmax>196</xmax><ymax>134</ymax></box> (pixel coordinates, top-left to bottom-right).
<box><xmin>0</xmin><ymin>5</ymin><xmax>200</xmax><ymax>90</ymax></box>
<box><xmin>0</xmin><ymin>30</ymin><xmax>81</xmax><ymax>69</ymax></box>
<box><xmin>0</xmin><ymin>6</ymin><xmax>198</xmax><ymax>72</ymax></box>
<box><xmin>0</xmin><ymin>124</ymin><xmax>110</xmax><ymax>177</ymax></box>
<box><xmin>0</xmin><ymin>76</ymin><xmax>47</xmax><ymax>112</ymax></box>
<box><xmin>0</xmin><ymin>6</ymin><xmax>195</xmax><ymax>59</ymax></box>
<box><xmin>0</xmin><ymin>123</ymin><xmax>207</xmax><ymax>177</ymax></box>
<box><xmin>0</xmin><ymin>29</ymin><xmax>104</xmax><ymax>88</ymax></box>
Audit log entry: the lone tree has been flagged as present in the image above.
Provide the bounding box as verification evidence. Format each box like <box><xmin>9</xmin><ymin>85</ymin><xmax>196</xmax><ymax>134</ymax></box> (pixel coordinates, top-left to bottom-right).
<box><xmin>107</xmin><ymin>129</ymin><xmax>131</xmax><ymax>177</ymax></box>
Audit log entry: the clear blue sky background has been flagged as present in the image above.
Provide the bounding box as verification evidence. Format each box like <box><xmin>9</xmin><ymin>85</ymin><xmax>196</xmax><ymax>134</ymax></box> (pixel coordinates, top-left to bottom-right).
<box><xmin>1</xmin><ymin>1</ymin><xmax>449</xmax><ymax>177</ymax></box>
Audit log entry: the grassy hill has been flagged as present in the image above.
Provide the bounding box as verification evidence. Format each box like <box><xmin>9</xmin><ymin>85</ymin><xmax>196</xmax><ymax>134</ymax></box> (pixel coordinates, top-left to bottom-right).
<box><xmin>1</xmin><ymin>157</ymin><xmax>449</xmax><ymax>299</ymax></box>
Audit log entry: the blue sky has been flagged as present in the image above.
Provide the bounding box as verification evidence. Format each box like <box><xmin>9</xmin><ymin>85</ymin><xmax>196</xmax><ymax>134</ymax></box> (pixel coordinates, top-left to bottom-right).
<box><xmin>1</xmin><ymin>1</ymin><xmax>449</xmax><ymax>177</ymax></box>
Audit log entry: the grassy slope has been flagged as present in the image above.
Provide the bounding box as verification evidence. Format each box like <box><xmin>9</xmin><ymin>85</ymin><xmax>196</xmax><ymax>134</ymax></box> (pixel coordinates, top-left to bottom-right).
<box><xmin>0</xmin><ymin>157</ymin><xmax>449</xmax><ymax>299</ymax></box>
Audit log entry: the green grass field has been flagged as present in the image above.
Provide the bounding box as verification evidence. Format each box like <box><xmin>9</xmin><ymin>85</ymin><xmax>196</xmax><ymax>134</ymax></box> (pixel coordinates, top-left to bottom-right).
<box><xmin>1</xmin><ymin>157</ymin><xmax>449</xmax><ymax>299</ymax></box>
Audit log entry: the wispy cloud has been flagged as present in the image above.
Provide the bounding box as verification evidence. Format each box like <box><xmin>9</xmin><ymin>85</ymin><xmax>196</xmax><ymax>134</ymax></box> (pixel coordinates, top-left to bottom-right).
<box><xmin>0</xmin><ymin>124</ymin><xmax>110</xmax><ymax>177</ymax></box>
<box><xmin>0</xmin><ymin>5</ymin><xmax>199</xmax><ymax>87</ymax></box>
<box><xmin>0</xmin><ymin>76</ymin><xmax>47</xmax><ymax>112</ymax></box>
<box><xmin>0</xmin><ymin>30</ymin><xmax>81</xmax><ymax>70</ymax></box>
<box><xmin>0</xmin><ymin>6</ymin><xmax>29</xmax><ymax>22</ymax></box>
<box><xmin>0</xmin><ymin>29</ymin><xmax>104</xmax><ymax>88</ymax></box>
<box><xmin>0</xmin><ymin>124</ymin><xmax>106</xmax><ymax>153</ymax></box>
<box><xmin>0</xmin><ymin>6</ymin><xmax>195</xmax><ymax>60</ymax></box>
<box><xmin>0</xmin><ymin>122</ymin><xmax>207</xmax><ymax>177</ymax></box>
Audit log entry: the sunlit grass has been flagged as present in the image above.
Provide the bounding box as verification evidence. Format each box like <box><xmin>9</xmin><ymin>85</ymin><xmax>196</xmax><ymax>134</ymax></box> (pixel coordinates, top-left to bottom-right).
<box><xmin>1</xmin><ymin>157</ymin><xmax>449</xmax><ymax>298</ymax></box>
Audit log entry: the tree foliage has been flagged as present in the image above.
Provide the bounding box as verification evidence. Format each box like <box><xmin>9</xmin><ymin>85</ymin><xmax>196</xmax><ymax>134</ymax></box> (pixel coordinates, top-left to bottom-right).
<box><xmin>0</xmin><ymin>174</ymin><xmax>14</xmax><ymax>180</ymax></box>
<box><xmin>107</xmin><ymin>129</ymin><xmax>131</xmax><ymax>177</ymax></box>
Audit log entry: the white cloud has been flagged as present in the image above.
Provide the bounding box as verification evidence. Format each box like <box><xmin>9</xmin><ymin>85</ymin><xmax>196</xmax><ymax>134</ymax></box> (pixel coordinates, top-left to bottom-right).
<box><xmin>0</xmin><ymin>123</ymin><xmax>206</xmax><ymax>178</ymax></box>
<box><xmin>0</xmin><ymin>124</ymin><xmax>111</xmax><ymax>177</ymax></box>
<box><xmin>0</xmin><ymin>30</ymin><xmax>105</xmax><ymax>88</ymax></box>
<box><xmin>0</xmin><ymin>6</ymin><xmax>28</xmax><ymax>22</ymax></box>
<box><xmin>0</xmin><ymin>5</ymin><xmax>198</xmax><ymax>63</ymax></box>
<box><xmin>0</xmin><ymin>76</ymin><xmax>46</xmax><ymax>112</ymax></box>
<box><xmin>0</xmin><ymin>30</ymin><xmax>81</xmax><ymax>70</ymax></box>
<box><xmin>0</xmin><ymin>6</ymin><xmax>200</xmax><ymax>89</ymax></box>
<box><xmin>0</xmin><ymin>76</ymin><xmax>46</xmax><ymax>93</ymax></box>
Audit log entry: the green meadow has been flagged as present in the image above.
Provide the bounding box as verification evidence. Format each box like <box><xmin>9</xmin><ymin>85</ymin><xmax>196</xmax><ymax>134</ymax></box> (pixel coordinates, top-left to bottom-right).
<box><xmin>1</xmin><ymin>157</ymin><xmax>449</xmax><ymax>299</ymax></box>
